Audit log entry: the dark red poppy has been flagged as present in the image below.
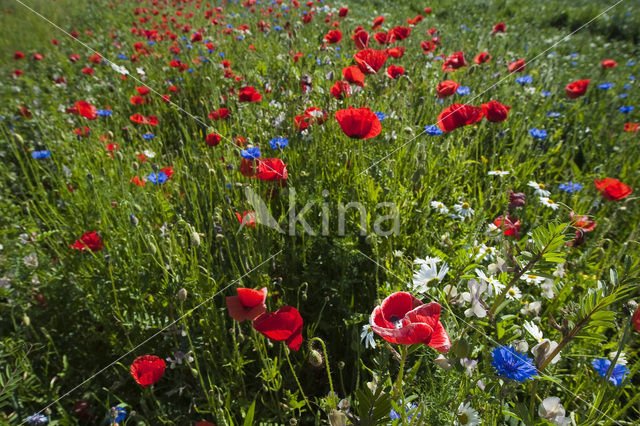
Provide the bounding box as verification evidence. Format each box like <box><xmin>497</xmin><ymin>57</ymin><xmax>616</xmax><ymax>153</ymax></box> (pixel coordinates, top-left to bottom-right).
<box><xmin>565</xmin><ymin>79</ymin><xmax>590</xmax><ymax>99</ymax></box>
<box><xmin>386</xmin><ymin>65</ymin><xmax>404</xmax><ymax>79</ymax></box>
<box><xmin>601</xmin><ymin>59</ymin><xmax>617</xmax><ymax>68</ymax></box>
<box><xmin>338</xmin><ymin>6</ymin><xmax>348</xmax><ymax>17</ymax></box>
<box><xmin>238</xmin><ymin>86</ymin><xmax>262</xmax><ymax>102</ymax></box>
<box><xmin>32</xmin><ymin>53</ymin><xmax>44</xmax><ymax>61</ymax></box>
<box><xmin>324</xmin><ymin>29</ymin><xmax>342</xmax><ymax>44</ymax></box>
<box><xmin>508</xmin><ymin>190</ymin><xmax>526</xmax><ymax>208</ymax></box>
<box><xmin>442</xmin><ymin>51</ymin><xmax>467</xmax><ymax>72</ymax></box>
<box><xmin>256</xmin><ymin>158</ymin><xmax>288</xmax><ymax>181</ymax></box>
<box><xmin>389</xmin><ymin>26</ymin><xmax>411</xmax><ymax>42</ymax></box>
<box><xmin>75</xmin><ymin>101</ymin><xmax>98</xmax><ymax>120</ymax></box>
<box><xmin>481</xmin><ymin>100</ymin><xmax>511</xmax><ymax>122</ymax></box>
<box><xmin>508</xmin><ymin>59</ymin><xmax>526</xmax><ymax>73</ymax></box>
<box><xmin>294</xmin><ymin>106</ymin><xmax>328</xmax><ymax>130</ymax></box>
<box><xmin>354</xmin><ymin>48</ymin><xmax>388</xmax><ymax>74</ymax></box>
<box><xmin>130</xmin><ymin>95</ymin><xmax>146</xmax><ymax>105</ymax></box>
<box><xmin>136</xmin><ymin>86</ymin><xmax>151</xmax><ymax>95</ymax></box>
<box><xmin>330</xmin><ymin>80</ymin><xmax>352</xmax><ymax>99</ymax></box>
<box><xmin>493</xmin><ymin>215</ymin><xmax>520</xmax><ymax>237</ymax></box>
<box><xmin>130</xmin><ymin>355</ymin><xmax>166</xmax><ymax>387</ymax></box>
<box><xmin>335</xmin><ymin>107</ymin><xmax>381</xmax><ymax>139</ymax></box>
<box><xmin>81</xmin><ymin>67</ymin><xmax>94</xmax><ymax>75</ymax></box>
<box><xmin>570</xmin><ymin>211</ymin><xmax>596</xmax><ymax>232</ymax></box>
<box><xmin>18</xmin><ymin>105</ymin><xmax>31</xmax><ymax>118</ymax></box>
<box><xmin>352</xmin><ymin>30</ymin><xmax>370</xmax><ymax>50</ymax></box>
<box><xmin>370</xmin><ymin>292</ymin><xmax>450</xmax><ymax>352</ymax></box>
<box><xmin>373</xmin><ymin>31</ymin><xmax>390</xmax><ymax>45</ymax></box>
<box><xmin>14</xmin><ymin>51</ymin><xmax>24</xmax><ymax>60</ymax></box>
<box><xmin>491</xmin><ymin>22</ymin><xmax>506</xmax><ymax>35</ymax></box>
<box><xmin>624</xmin><ymin>122</ymin><xmax>639</xmax><ymax>132</ymax></box>
<box><xmin>342</xmin><ymin>65</ymin><xmax>365</xmax><ymax>87</ymax></box>
<box><xmin>424</xmin><ymin>7</ymin><xmax>432</xmax><ymax>14</ymax></box>
<box><xmin>633</xmin><ymin>306</ymin><xmax>640</xmax><ymax>332</ymax></box>
<box><xmin>206</xmin><ymin>133</ymin><xmax>221</xmax><ymax>146</ymax></box>
<box><xmin>436</xmin><ymin>80</ymin><xmax>459</xmax><ymax>98</ymax></box>
<box><xmin>386</xmin><ymin>46</ymin><xmax>405</xmax><ymax>58</ymax></box>
<box><xmin>253</xmin><ymin>305</ymin><xmax>303</xmax><ymax>351</ymax></box>
<box><xmin>239</xmin><ymin>158</ymin><xmax>258</xmax><ymax>178</ymax></box>
<box><xmin>69</xmin><ymin>53</ymin><xmax>80</xmax><ymax>62</ymax></box>
<box><xmin>420</xmin><ymin>40</ymin><xmax>437</xmax><ymax>54</ymax></box>
<box><xmin>208</xmin><ymin>108</ymin><xmax>230</xmax><ymax>120</ymax></box>
<box><xmin>372</xmin><ymin>16</ymin><xmax>385</xmax><ymax>30</ymax></box>
<box><xmin>594</xmin><ymin>178</ymin><xmax>632</xmax><ymax>201</ymax></box>
<box><xmin>226</xmin><ymin>287</ymin><xmax>267</xmax><ymax>322</ymax></box>
<box><xmin>436</xmin><ymin>104</ymin><xmax>484</xmax><ymax>132</ymax></box>
<box><xmin>70</xmin><ymin>231</ymin><xmax>104</xmax><ymax>252</ymax></box>
<box><xmin>474</xmin><ymin>51</ymin><xmax>491</xmax><ymax>64</ymax></box>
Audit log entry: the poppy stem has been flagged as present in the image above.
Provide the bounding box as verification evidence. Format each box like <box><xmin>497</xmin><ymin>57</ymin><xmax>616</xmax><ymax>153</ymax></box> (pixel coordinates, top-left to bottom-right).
<box><xmin>393</xmin><ymin>345</ymin><xmax>408</xmax><ymax>401</ymax></box>
<box><xmin>310</xmin><ymin>337</ymin><xmax>337</xmax><ymax>410</ymax></box>
<box><xmin>284</xmin><ymin>347</ymin><xmax>314</xmax><ymax>414</ymax></box>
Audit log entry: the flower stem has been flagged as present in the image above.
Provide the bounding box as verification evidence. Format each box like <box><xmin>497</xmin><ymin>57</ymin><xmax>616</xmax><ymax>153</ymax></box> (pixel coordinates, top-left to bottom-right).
<box><xmin>310</xmin><ymin>337</ymin><xmax>337</xmax><ymax>410</ymax></box>
<box><xmin>284</xmin><ymin>346</ymin><xmax>313</xmax><ymax>414</ymax></box>
<box><xmin>393</xmin><ymin>345</ymin><xmax>408</xmax><ymax>401</ymax></box>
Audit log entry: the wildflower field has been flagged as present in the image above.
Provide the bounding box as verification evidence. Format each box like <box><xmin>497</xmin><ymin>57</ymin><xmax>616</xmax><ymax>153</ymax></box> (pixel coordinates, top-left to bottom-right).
<box><xmin>2</xmin><ymin>0</ymin><xmax>640</xmax><ymax>424</ymax></box>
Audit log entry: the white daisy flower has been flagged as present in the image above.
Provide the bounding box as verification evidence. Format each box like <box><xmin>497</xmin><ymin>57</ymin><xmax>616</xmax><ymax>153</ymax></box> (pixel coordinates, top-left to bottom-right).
<box><xmin>475</xmin><ymin>268</ymin><xmax>505</xmax><ymax>296</ymax></box>
<box><xmin>412</xmin><ymin>258</ymin><xmax>449</xmax><ymax>293</ymax></box>
<box><xmin>360</xmin><ymin>324</ymin><xmax>376</xmax><ymax>349</ymax></box>
<box><xmin>144</xmin><ymin>149</ymin><xmax>156</xmax><ymax>158</ymax></box>
<box><xmin>453</xmin><ymin>202</ymin><xmax>475</xmax><ymax>219</ymax></box>
<box><xmin>488</xmin><ymin>170</ymin><xmax>510</xmax><ymax>176</ymax></box>
<box><xmin>505</xmin><ymin>286</ymin><xmax>522</xmax><ymax>300</ymax></box>
<box><xmin>523</xmin><ymin>320</ymin><xmax>544</xmax><ymax>342</ymax></box>
<box><xmin>541</xmin><ymin>279</ymin><xmax>556</xmax><ymax>299</ymax></box>
<box><xmin>455</xmin><ymin>402</ymin><xmax>482</xmax><ymax>426</ymax></box>
<box><xmin>527</xmin><ymin>181</ymin><xmax>551</xmax><ymax>197</ymax></box>
<box><xmin>461</xmin><ymin>279</ymin><xmax>487</xmax><ymax>318</ymax></box>
<box><xmin>538</xmin><ymin>397</ymin><xmax>571</xmax><ymax>426</ymax></box>
<box><xmin>521</xmin><ymin>273</ymin><xmax>546</xmax><ymax>285</ymax></box>
<box><xmin>520</xmin><ymin>300</ymin><xmax>542</xmax><ymax>316</ymax></box>
<box><xmin>539</xmin><ymin>197</ymin><xmax>559</xmax><ymax>210</ymax></box>
<box><xmin>430</xmin><ymin>201</ymin><xmax>449</xmax><ymax>214</ymax></box>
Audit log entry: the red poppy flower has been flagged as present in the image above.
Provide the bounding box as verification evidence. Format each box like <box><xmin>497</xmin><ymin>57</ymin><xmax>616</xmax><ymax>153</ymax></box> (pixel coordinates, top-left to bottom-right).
<box><xmin>374</xmin><ymin>31</ymin><xmax>391</xmax><ymax>45</ymax></box>
<box><xmin>136</xmin><ymin>86</ymin><xmax>151</xmax><ymax>95</ymax></box>
<box><xmin>324</xmin><ymin>29</ymin><xmax>342</xmax><ymax>44</ymax></box>
<box><xmin>354</xmin><ymin>48</ymin><xmax>388</xmax><ymax>74</ymax></box>
<box><xmin>624</xmin><ymin>122</ymin><xmax>639</xmax><ymax>132</ymax></box>
<box><xmin>565</xmin><ymin>79</ymin><xmax>590</xmax><ymax>99</ymax></box>
<box><xmin>372</xmin><ymin>16</ymin><xmax>385</xmax><ymax>30</ymax></box>
<box><xmin>256</xmin><ymin>158</ymin><xmax>288</xmax><ymax>181</ymax></box>
<box><xmin>330</xmin><ymin>80</ymin><xmax>352</xmax><ymax>99</ymax></box>
<box><xmin>208</xmin><ymin>108</ymin><xmax>230</xmax><ymax>120</ymax></box>
<box><xmin>195</xmin><ymin>422</ymin><xmax>215</xmax><ymax>426</ymax></box>
<box><xmin>68</xmin><ymin>53</ymin><xmax>80</xmax><ymax>62</ymax></box>
<box><xmin>342</xmin><ymin>65</ymin><xmax>365</xmax><ymax>87</ymax></box>
<box><xmin>89</xmin><ymin>53</ymin><xmax>101</xmax><ymax>64</ymax></box>
<box><xmin>369</xmin><ymin>292</ymin><xmax>450</xmax><ymax>352</ymax></box>
<box><xmin>226</xmin><ymin>287</ymin><xmax>267</xmax><ymax>322</ymax></box>
<box><xmin>386</xmin><ymin>65</ymin><xmax>404</xmax><ymax>79</ymax></box>
<box><xmin>334</xmin><ymin>107</ymin><xmax>381</xmax><ymax>139</ymax></box>
<box><xmin>238</xmin><ymin>86</ymin><xmax>262</xmax><ymax>102</ymax></box>
<box><xmin>147</xmin><ymin>115</ymin><xmax>159</xmax><ymax>126</ymax></box>
<box><xmin>239</xmin><ymin>158</ymin><xmax>258</xmax><ymax>178</ymax></box>
<box><xmin>386</xmin><ymin>46</ymin><xmax>405</xmax><ymax>58</ymax></box>
<box><xmin>206</xmin><ymin>133</ymin><xmax>222</xmax><ymax>147</ymax></box>
<box><xmin>594</xmin><ymin>178</ymin><xmax>632</xmax><ymax>201</ymax></box>
<box><xmin>18</xmin><ymin>105</ymin><xmax>31</xmax><ymax>118</ymax></box>
<box><xmin>235</xmin><ymin>211</ymin><xmax>257</xmax><ymax>228</ymax></box>
<box><xmin>81</xmin><ymin>67</ymin><xmax>94</xmax><ymax>75</ymax></box>
<box><xmin>352</xmin><ymin>30</ymin><xmax>369</xmax><ymax>50</ymax></box>
<box><xmin>474</xmin><ymin>51</ymin><xmax>491</xmax><ymax>64</ymax></box>
<box><xmin>253</xmin><ymin>305</ymin><xmax>303</xmax><ymax>351</ymax></box>
<box><xmin>338</xmin><ymin>6</ymin><xmax>348</xmax><ymax>17</ymax></box>
<box><xmin>32</xmin><ymin>53</ymin><xmax>44</xmax><ymax>61</ymax></box>
<box><xmin>442</xmin><ymin>51</ymin><xmax>467</xmax><ymax>72</ymax></box>
<box><xmin>601</xmin><ymin>59</ymin><xmax>617</xmax><ymax>68</ymax></box>
<box><xmin>70</xmin><ymin>231</ymin><xmax>104</xmax><ymax>252</ymax></box>
<box><xmin>436</xmin><ymin>80</ymin><xmax>459</xmax><ymax>98</ymax></box>
<box><xmin>130</xmin><ymin>113</ymin><xmax>148</xmax><ymax>124</ymax></box>
<box><xmin>481</xmin><ymin>100</ymin><xmax>511</xmax><ymax>122</ymax></box>
<box><xmin>424</xmin><ymin>7</ymin><xmax>432</xmax><ymax>14</ymax></box>
<box><xmin>294</xmin><ymin>106</ymin><xmax>328</xmax><ymax>130</ymax></box>
<box><xmin>130</xmin><ymin>355</ymin><xmax>166</xmax><ymax>387</ymax></box>
<box><xmin>389</xmin><ymin>26</ymin><xmax>411</xmax><ymax>42</ymax></box>
<box><xmin>491</xmin><ymin>22</ymin><xmax>506</xmax><ymax>35</ymax></box>
<box><xmin>493</xmin><ymin>215</ymin><xmax>520</xmax><ymax>237</ymax></box>
<box><xmin>14</xmin><ymin>51</ymin><xmax>25</xmax><ymax>60</ymax></box>
<box><xmin>420</xmin><ymin>40</ymin><xmax>436</xmax><ymax>54</ymax></box>
<box><xmin>130</xmin><ymin>95</ymin><xmax>146</xmax><ymax>105</ymax></box>
<box><xmin>570</xmin><ymin>211</ymin><xmax>596</xmax><ymax>232</ymax></box>
<box><xmin>161</xmin><ymin>166</ymin><xmax>174</xmax><ymax>179</ymax></box>
<box><xmin>632</xmin><ymin>306</ymin><xmax>640</xmax><ymax>332</ymax></box>
<box><xmin>130</xmin><ymin>176</ymin><xmax>146</xmax><ymax>187</ymax></box>
<box><xmin>508</xmin><ymin>59</ymin><xmax>526</xmax><ymax>73</ymax></box>
<box><xmin>75</xmin><ymin>101</ymin><xmax>98</xmax><ymax>120</ymax></box>
<box><xmin>436</xmin><ymin>103</ymin><xmax>484</xmax><ymax>132</ymax></box>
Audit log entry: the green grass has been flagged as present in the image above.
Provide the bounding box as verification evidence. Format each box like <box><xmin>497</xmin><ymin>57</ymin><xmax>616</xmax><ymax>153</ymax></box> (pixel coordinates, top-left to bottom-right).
<box><xmin>0</xmin><ymin>0</ymin><xmax>639</xmax><ymax>424</ymax></box>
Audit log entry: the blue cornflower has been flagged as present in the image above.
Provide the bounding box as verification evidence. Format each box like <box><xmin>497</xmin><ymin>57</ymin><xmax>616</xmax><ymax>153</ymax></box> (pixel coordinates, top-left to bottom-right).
<box><xmin>274</xmin><ymin>25</ymin><xmax>283</xmax><ymax>31</ymax></box>
<box><xmin>269</xmin><ymin>137</ymin><xmax>289</xmax><ymax>149</ymax></box>
<box><xmin>619</xmin><ymin>106</ymin><xmax>634</xmax><ymax>113</ymax></box>
<box><xmin>424</xmin><ymin>125</ymin><xmax>443</xmax><ymax>136</ymax></box>
<box><xmin>148</xmin><ymin>41</ymin><xmax>155</xmax><ymax>46</ymax></box>
<box><xmin>241</xmin><ymin>146</ymin><xmax>261</xmax><ymax>159</ymax></box>
<box><xmin>390</xmin><ymin>403</ymin><xmax>420</xmax><ymax>420</ymax></box>
<box><xmin>569</xmin><ymin>53</ymin><xmax>578</xmax><ymax>58</ymax></box>
<box><xmin>375</xmin><ymin>111</ymin><xmax>386</xmax><ymax>121</ymax></box>
<box><xmin>559</xmin><ymin>182</ymin><xmax>583</xmax><ymax>193</ymax></box>
<box><xmin>516</xmin><ymin>75</ymin><xmax>533</xmax><ymax>84</ymax></box>
<box><xmin>31</xmin><ymin>150</ymin><xmax>51</xmax><ymax>159</ymax></box>
<box><xmin>571</xmin><ymin>61</ymin><xmax>578</xmax><ymax>66</ymax></box>
<box><xmin>542</xmin><ymin>91</ymin><xmax>552</xmax><ymax>97</ymax></box>
<box><xmin>627</xmin><ymin>61</ymin><xmax>636</xmax><ymax>66</ymax></box>
<box><xmin>456</xmin><ymin>86</ymin><xmax>471</xmax><ymax>95</ymax></box>
<box><xmin>630</xmin><ymin>76</ymin><xmax>636</xmax><ymax>81</ymax></box>
<box><xmin>147</xmin><ymin>172</ymin><xmax>168</xmax><ymax>185</ymax></box>
<box><xmin>142</xmin><ymin>133</ymin><xmax>155</xmax><ymax>140</ymax></box>
<box><xmin>619</xmin><ymin>93</ymin><xmax>629</xmax><ymax>99</ymax></box>
<box><xmin>116</xmin><ymin>54</ymin><xmax>129</xmax><ymax>60</ymax></box>
<box><xmin>97</xmin><ymin>109</ymin><xmax>113</xmax><ymax>117</ymax></box>
<box><xmin>219</xmin><ymin>52</ymin><xmax>225</xmax><ymax>57</ymax></box>
<box><xmin>591</xmin><ymin>359</ymin><xmax>628</xmax><ymax>386</ymax></box>
<box><xmin>623</xmin><ymin>83</ymin><xmax>632</xmax><ymax>89</ymax></box>
<box><xmin>599</xmin><ymin>83</ymin><xmax>614</xmax><ymax>90</ymax></box>
<box><xmin>25</xmin><ymin>413</ymin><xmax>48</xmax><ymax>425</ymax></box>
<box><xmin>112</xmin><ymin>406</ymin><xmax>127</xmax><ymax>423</ymax></box>
<box><xmin>491</xmin><ymin>346</ymin><xmax>537</xmax><ymax>382</ymax></box>
<box><xmin>529</xmin><ymin>128</ymin><xmax>547</xmax><ymax>139</ymax></box>
<box><xmin>547</xmin><ymin>112</ymin><xmax>561</xmax><ymax>118</ymax></box>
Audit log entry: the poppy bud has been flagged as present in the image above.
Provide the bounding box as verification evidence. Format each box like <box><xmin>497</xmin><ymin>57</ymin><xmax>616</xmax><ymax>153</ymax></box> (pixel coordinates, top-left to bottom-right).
<box><xmin>177</xmin><ymin>288</ymin><xmax>188</xmax><ymax>301</ymax></box>
<box><xmin>23</xmin><ymin>314</ymin><xmax>30</xmax><ymax>326</ymax></box>
<box><xmin>216</xmin><ymin>233</ymin><xmax>225</xmax><ymax>241</ymax></box>
<box><xmin>190</xmin><ymin>230</ymin><xmax>201</xmax><ymax>247</ymax></box>
<box><xmin>308</xmin><ymin>348</ymin><xmax>323</xmax><ymax>367</ymax></box>
<box><xmin>329</xmin><ymin>410</ymin><xmax>348</xmax><ymax>426</ymax></box>
<box><xmin>133</xmin><ymin>161</ymin><xmax>139</xmax><ymax>170</ymax></box>
<box><xmin>13</xmin><ymin>133</ymin><xmax>24</xmax><ymax>144</ymax></box>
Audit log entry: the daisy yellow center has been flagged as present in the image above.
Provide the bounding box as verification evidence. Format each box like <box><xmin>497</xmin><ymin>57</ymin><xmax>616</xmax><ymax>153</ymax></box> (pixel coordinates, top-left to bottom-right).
<box><xmin>528</xmin><ymin>275</ymin><xmax>537</xmax><ymax>279</ymax></box>
<box><xmin>547</xmin><ymin>199</ymin><xmax>554</xmax><ymax>204</ymax></box>
<box><xmin>508</xmin><ymin>289</ymin><xmax>516</xmax><ymax>296</ymax></box>
<box><xmin>458</xmin><ymin>413</ymin><xmax>469</xmax><ymax>424</ymax></box>
<box><xmin>462</xmin><ymin>202</ymin><xmax>470</xmax><ymax>209</ymax></box>
<box><xmin>538</xmin><ymin>183</ymin><xmax>545</xmax><ymax>189</ymax></box>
